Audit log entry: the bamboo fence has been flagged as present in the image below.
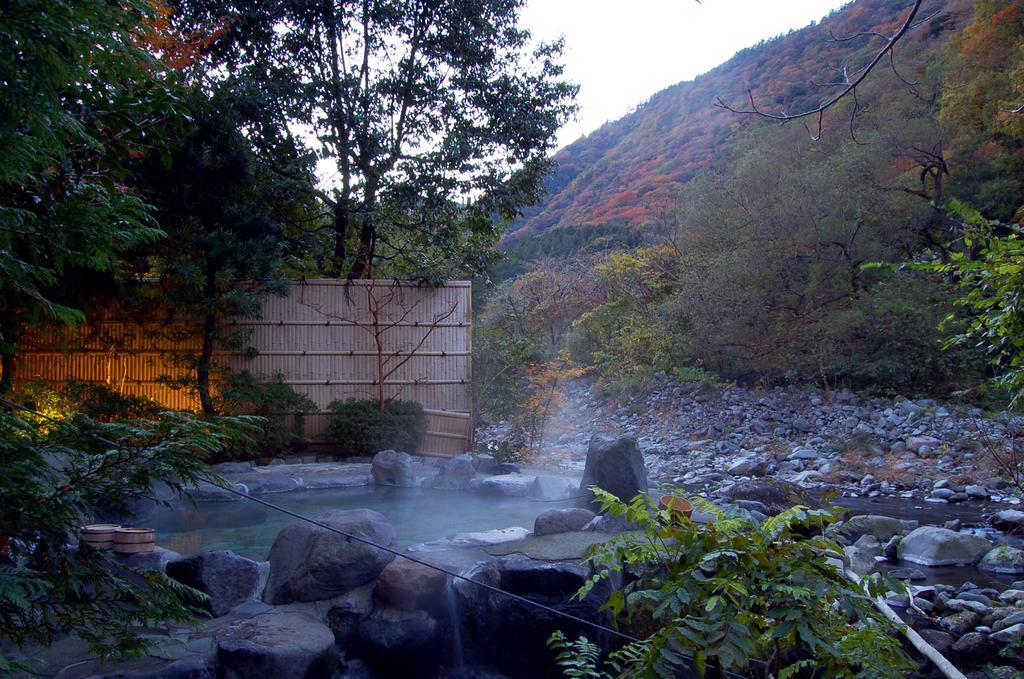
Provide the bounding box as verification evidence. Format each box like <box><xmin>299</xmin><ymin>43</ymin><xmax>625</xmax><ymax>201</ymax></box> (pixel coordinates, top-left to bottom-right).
<box><xmin>14</xmin><ymin>279</ymin><xmax>473</xmax><ymax>457</ymax></box>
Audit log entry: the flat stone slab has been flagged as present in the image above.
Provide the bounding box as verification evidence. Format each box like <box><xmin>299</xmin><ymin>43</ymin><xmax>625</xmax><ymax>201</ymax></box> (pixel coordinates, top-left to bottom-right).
<box><xmin>407</xmin><ymin>526</ymin><xmax>530</xmax><ymax>552</ymax></box>
<box><xmin>484</xmin><ymin>531</ymin><xmax>625</xmax><ymax>562</ymax></box>
<box><xmin>193</xmin><ymin>463</ymin><xmax>373</xmax><ymax>499</ymax></box>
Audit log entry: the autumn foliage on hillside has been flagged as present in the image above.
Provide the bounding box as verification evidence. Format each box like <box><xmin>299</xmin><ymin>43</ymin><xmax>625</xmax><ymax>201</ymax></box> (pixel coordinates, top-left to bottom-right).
<box><xmin>508</xmin><ymin>0</ymin><xmax>972</xmax><ymax>241</ymax></box>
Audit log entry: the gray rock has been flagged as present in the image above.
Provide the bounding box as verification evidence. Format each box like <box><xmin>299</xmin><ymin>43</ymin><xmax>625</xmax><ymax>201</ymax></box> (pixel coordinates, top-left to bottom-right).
<box><xmin>264</xmin><ymin>509</ymin><xmax>396</xmax><ymax>604</ymax></box>
<box><xmin>839</xmin><ymin>515</ymin><xmax>907</xmax><ymax>543</ymax></box>
<box><xmin>166</xmin><ymin>550</ymin><xmax>260</xmax><ymax>617</ymax></box>
<box><xmin>577</xmin><ymin>435</ymin><xmax>648</xmax><ymax>510</ymax></box>
<box><xmin>965</xmin><ymin>485</ymin><xmax>989</xmax><ymax>499</ymax></box>
<box><xmin>113</xmin><ymin>546</ymin><xmax>181</xmax><ymax>573</ymax></box>
<box><xmin>430</xmin><ymin>453</ymin><xmax>476</xmax><ymax>490</ymax></box>
<box><xmin>534</xmin><ymin>508</ymin><xmax>596</xmax><ymax>536</ymax></box>
<box><xmin>844</xmin><ymin>544</ymin><xmax>878</xmax><ymax>576</ymax></box>
<box><xmin>887</xmin><ymin>567</ymin><xmax>927</xmax><ymax>582</ymax></box>
<box><xmin>992</xmin><ymin>623</ymin><xmax>1024</xmax><ymax>644</ymax></box>
<box><xmin>216</xmin><ymin>609</ymin><xmax>336</xmax><ymax>679</ymax></box>
<box><xmin>979</xmin><ymin>546</ymin><xmax>1024</xmax><ymax>574</ymax></box>
<box><xmin>718</xmin><ymin>479</ymin><xmax>815</xmax><ymax>516</ymax></box>
<box><xmin>945</xmin><ymin>598</ymin><xmax>992</xmax><ymax>615</ymax></box>
<box><xmin>478</xmin><ymin>473</ymin><xmax>534</xmax><ymax>497</ymax></box>
<box><xmin>371</xmin><ymin>450</ymin><xmax>415</xmax><ymax>487</ymax></box>
<box><xmin>897</xmin><ymin>526</ymin><xmax>992</xmax><ymax>566</ymax></box>
<box><xmin>907</xmin><ymin>435</ymin><xmax>942</xmax><ymax>453</ymax></box>
<box><xmin>995</xmin><ymin>611</ymin><xmax>1024</xmax><ymax>632</ymax></box>
<box><xmin>938</xmin><ymin>610</ymin><xmax>982</xmax><ymax>636</ymax></box>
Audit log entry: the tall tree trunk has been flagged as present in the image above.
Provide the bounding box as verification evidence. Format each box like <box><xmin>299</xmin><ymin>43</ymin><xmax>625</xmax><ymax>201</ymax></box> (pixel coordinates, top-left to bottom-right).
<box><xmin>197</xmin><ymin>270</ymin><xmax>217</xmax><ymax>414</ymax></box>
<box><xmin>332</xmin><ymin>196</ymin><xmax>349</xmax><ymax>277</ymax></box>
<box><xmin>0</xmin><ymin>353</ymin><xmax>13</xmax><ymax>394</ymax></box>
<box><xmin>0</xmin><ymin>316</ymin><xmax>18</xmax><ymax>394</ymax></box>
<box><xmin>349</xmin><ymin>183</ymin><xmax>378</xmax><ymax>279</ymax></box>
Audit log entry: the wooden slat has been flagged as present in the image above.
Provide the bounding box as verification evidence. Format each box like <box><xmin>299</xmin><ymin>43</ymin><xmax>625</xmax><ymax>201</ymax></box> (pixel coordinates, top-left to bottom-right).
<box><xmin>15</xmin><ymin>279</ymin><xmax>473</xmax><ymax>457</ymax></box>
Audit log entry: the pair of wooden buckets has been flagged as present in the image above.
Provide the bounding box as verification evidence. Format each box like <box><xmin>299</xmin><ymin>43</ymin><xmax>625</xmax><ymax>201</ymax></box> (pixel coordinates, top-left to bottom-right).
<box><xmin>80</xmin><ymin>525</ymin><xmax>155</xmax><ymax>554</ymax></box>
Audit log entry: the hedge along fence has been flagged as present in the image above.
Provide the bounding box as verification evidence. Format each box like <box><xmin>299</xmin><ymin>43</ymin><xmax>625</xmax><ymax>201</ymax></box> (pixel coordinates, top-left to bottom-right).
<box><xmin>15</xmin><ymin>279</ymin><xmax>473</xmax><ymax>457</ymax></box>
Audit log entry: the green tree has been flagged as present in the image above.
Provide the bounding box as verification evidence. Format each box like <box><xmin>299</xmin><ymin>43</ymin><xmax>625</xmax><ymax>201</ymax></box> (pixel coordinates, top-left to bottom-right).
<box><xmin>0</xmin><ymin>0</ymin><xmax>183</xmax><ymax>390</ymax></box>
<box><xmin>940</xmin><ymin>0</ymin><xmax>1024</xmax><ymax>222</ymax></box>
<box><xmin>171</xmin><ymin>0</ymin><xmax>577</xmax><ymax>279</ymax></box>
<box><xmin>129</xmin><ymin>91</ymin><xmax>310</xmax><ymax>412</ymax></box>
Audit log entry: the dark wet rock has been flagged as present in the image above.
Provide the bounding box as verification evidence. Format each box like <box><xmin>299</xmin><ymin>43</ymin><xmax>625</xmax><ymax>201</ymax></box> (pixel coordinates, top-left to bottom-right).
<box><xmin>264</xmin><ymin>509</ymin><xmax>396</xmax><ymax>604</ymax></box>
<box><xmin>371</xmin><ymin>450</ymin><xmax>415</xmax><ymax>487</ymax></box>
<box><xmin>992</xmin><ymin>509</ymin><xmax>1024</xmax><ymax>532</ymax></box>
<box><xmin>453</xmin><ymin>556</ymin><xmax>612</xmax><ymax>678</ymax></box>
<box><xmin>325</xmin><ymin>584</ymin><xmax>374</xmax><ymax>646</ymax></box>
<box><xmin>215</xmin><ymin>609</ymin><xmax>336</xmax><ymax>679</ymax></box>
<box><xmin>534</xmin><ymin>508</ymin><xmax>596</xmax><ymax>536</ymax></box>
<box><xmin>167</xmin><ymin>550</ymin><xmax>260</xmax><ymax>617</ymax></box>
<box><xmin>897</xmin><ymin>527</ymin><xmax>991</xmax><ymax>567</ymax></box>
<box><xmin>979</xmin><ymin>545</ymin><xmax>1024</xmax><ymax>574</ymax></box>
<box><xmin>718</xmin><ymin>479</ymin><xmax>816</xmax><ymax>516</ymax></box>
<box><xmin>356</xmin><ymin>608</ymin><xmax>442</xmax><ymax>675</ymax></box>
<box><xmin>577</xmin><ymin>435</ymin><xmax>648</xmax><ymax>510</ymax></box>
<box><xmin>951</xmin><ymin>632</ymin><xmax>996</xmax><ymax>664</ymax></box>
<box><xmin>374</xmin><ymin>559</ymin><xmax>448</xmax><ymax>612</ymax></box>
<box><xmin>917</xmin><ymin>629</ymin><xmax>954</xmax><ymax>656</ymax></box>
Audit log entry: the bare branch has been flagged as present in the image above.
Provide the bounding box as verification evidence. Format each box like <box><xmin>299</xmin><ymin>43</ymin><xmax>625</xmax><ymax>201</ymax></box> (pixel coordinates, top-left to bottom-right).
<box><xmin>715</xmin><ymin>0</ymin><xmax>926</xmax><ymax>125</ymax></box>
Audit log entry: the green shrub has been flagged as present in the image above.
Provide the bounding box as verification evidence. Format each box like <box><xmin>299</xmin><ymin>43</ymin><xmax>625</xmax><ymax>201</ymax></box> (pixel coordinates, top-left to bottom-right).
<box><xmin>551</xmin><ymin>489</ymin><xmax>912</xmax><ymax>678</ymax></box>
<box><xmin>324</xmin><ymin>398</ymin><xmax>427</xmax><ymax>456</ymax></box>
<box><xmin>216</xmin><ymin>371</ymin><xmax>317</xmax><ymax>457</ymax></box>
<box><xmin>16</xmin><ymin>380</ymin><xmax>162</xmax><ymax>423</ymax></box>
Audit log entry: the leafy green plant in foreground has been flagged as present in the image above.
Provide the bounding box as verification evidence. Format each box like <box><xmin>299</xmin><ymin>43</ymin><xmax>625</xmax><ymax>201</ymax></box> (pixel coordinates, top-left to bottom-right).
<box><xmin>551</xmin><ymin>489</ymin><xmax>912</xmax><ymax>678</ymax></box>
<box><xmin>0</xmin><ymin>410</ymin><xmax>256</xmax><ymax>671</ymax></box>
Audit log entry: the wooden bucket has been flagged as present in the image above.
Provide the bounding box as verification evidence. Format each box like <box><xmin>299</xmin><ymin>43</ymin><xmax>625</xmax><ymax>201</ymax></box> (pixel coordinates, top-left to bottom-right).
<box><xmin>79</xmin><ymin>524</ymin><xmax>120</xmax><ymax>550</ymax></box>
<box><xmin>659</xmin><ymin>495</ymin><xmax>693</xmax><ymax>521</ymax></box>
<box><xmin>113</xmin><ymin>527</ymin><xmax>155</xmax><ymax>554</ymax></box>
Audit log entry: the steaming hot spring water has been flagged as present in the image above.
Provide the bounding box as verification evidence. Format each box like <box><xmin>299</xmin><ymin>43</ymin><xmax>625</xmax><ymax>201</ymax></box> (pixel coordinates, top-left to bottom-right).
<box><xmin>143</xmin><ymin>482</ymin><xmax>1020</xmax><ymax>592</ymax></box>
<box><xmin>147</xmin><ymin>485</ymin><xmax>575</xmax><ymax>560</ymax></box>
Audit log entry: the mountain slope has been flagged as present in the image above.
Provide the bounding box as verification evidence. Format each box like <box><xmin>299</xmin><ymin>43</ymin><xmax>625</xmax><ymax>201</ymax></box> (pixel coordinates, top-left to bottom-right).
<box><xmin>507</xmin><ymin>0</ymin><xmax>971</xmax><ymax>242</ymax></box>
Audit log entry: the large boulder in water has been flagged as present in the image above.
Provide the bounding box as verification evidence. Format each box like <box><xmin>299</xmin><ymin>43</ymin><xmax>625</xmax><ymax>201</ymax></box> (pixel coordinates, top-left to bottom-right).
<box><xmin>897</xmin><ymin>526</ymin><xmax>992</xmax><ymax>567</ymax></box>
<box><xmin>215</xmin><ymin>609</ymin><xmax>336</xmax><ymax>678</ymax></box>
<box><xmin>166</xmin><ymin>550</ymin><xmax>260</xmax><ymax>616</ymax></box>
<box><xmin>534</xmin><ymin>508</ymin><xmax>596</xmax><ymax>536</ymax></box>
<box><xmin>264</xmin><ymin>509</ymin><xmax>396</xmax><ymax>604</ymax></box>
<box><xmin>371</xmin><ymin>450</ymin><xmax>416</xmax><ymax>487</ymax></box>
<box><xmin>718</xmin><ymin>479</ymin><xmax>815</xmax><ymax>516</ymax></box>
<box><xmin>577</xmin><ymin>435</ymin><xmax>647</xmax><ymax>510</ymax></box>
<box><xmin>374</xmin><ymin>559</ymin><xmax>449</xmax><ymax>612</ymax></box>
<box><xmin>429</xmin><ymin>453</ymin><xmax>477</xmax><ymax>490</ymax></box>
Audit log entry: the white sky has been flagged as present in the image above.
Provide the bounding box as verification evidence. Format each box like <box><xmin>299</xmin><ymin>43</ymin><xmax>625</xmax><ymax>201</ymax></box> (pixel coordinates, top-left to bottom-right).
<box><xmin>521</xmin><ymin>0</ymin><xmax>852</xmax><ymax>149</ymax></box>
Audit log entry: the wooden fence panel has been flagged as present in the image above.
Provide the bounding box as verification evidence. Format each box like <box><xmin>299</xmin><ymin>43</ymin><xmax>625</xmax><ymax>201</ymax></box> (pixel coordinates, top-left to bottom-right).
<box><xmin>14</xmin><ymin>279</ymin><xmax>473</xmax><ymax>456</ymax></box>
